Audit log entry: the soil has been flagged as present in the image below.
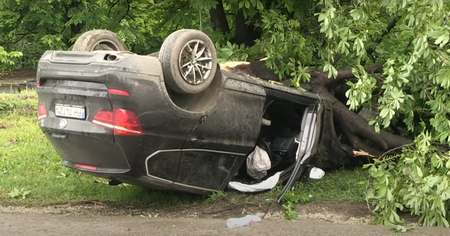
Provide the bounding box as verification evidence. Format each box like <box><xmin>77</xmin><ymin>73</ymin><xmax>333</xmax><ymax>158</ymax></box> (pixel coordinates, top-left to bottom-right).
<box><xmin>1</xmin><ymin>68</ymin><xmax>37</xmax><ymax>78</ymax></box>
<box><xmin>1</xmin><ymin>201</ymin><xmax>449</xmax><ymax>236</ymax></box>
<box><xmin>0</xmin><ymin>201</ymin><xmax>370</xmax><ymax>222</ymax></box>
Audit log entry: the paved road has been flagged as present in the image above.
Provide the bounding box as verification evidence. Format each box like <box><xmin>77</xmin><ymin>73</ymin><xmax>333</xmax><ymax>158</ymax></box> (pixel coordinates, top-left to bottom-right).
<box><xmin>1</xmin><ymin>213</ymin><xmax>449</xmax><ymax>236</ymax></box>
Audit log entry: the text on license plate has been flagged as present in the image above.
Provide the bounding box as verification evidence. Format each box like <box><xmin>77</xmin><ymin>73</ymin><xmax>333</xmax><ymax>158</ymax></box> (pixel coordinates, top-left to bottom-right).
<box><xmin>55</xmin><ymin>104</ymin><xmax>85</xmax><ymax>119</ymax></box>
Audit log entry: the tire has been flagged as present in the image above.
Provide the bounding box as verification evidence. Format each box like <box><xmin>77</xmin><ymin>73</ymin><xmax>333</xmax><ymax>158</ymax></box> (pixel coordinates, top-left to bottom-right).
<box><xmin>159</xmin><ymin>29</ymin><xmax>218</xmax><ymax>94</ymax></box>
<box><xmin>73</xmin><ymin>29</ymin><xmax>127</xmax><ymax>52</ymax></box>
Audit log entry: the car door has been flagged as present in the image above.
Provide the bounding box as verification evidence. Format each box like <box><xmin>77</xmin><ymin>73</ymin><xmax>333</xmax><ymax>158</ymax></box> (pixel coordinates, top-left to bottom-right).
<box><xmin>174</xmin><ymin>77</ymin><xmax>266</xmax><ymax>191</ymax></box>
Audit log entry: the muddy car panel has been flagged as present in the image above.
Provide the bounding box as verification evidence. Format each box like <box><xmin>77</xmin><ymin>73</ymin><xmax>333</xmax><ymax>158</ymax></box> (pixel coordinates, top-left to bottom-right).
<box><xmin>37</xmin><ymin>50</ymin><xmax>327</xmax><ymax>194</ymax></box>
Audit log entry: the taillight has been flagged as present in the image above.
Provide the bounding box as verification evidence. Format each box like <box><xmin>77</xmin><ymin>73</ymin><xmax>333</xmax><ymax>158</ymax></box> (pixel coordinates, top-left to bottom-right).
<box><xmin>112</xmin><ymin>109</ymin><xmax>143</xmax><ymax>135</ymax></box>
<box><xmin>91</xmin><ymin>111</ymin><xmax>114</xmax><ymax>129</ymax></box>
<box><xmin>38</xmin><ymin>104</ymin><xmax>47</xmax><ymax>120</ymax></box>
<box><xmin>108</xmin><ymin>89</ymin><xmax>129</xmax><ymax>96</ymax></box>
<box><xmin>75</xmin><ymin>164</ymin><xmax>98</xmax><ymax>171</ymax></box>
<box><xmin>92</xmin><ymin>109</ymin><xmax>143</xmax><ymax>135</ymax></box>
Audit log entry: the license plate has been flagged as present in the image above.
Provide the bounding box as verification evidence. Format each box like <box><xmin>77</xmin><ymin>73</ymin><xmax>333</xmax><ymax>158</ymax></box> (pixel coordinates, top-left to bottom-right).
<box><xmin>55</xmin><ymin>104</ymin><xmax>85</xmax><ymax>119</ymax></box>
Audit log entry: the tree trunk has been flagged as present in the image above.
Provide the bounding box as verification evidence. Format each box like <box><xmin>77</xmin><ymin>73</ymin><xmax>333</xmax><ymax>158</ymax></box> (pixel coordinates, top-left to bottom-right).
<box><xmin>227</xmin><ymin>61</ymin><xmax>413</xmax><ymax>166</ymax></box>
<box><xmin>209</xmin><ymin>0</ymin><xmax>230</xmax><ymax>33</ymax></box>
<box><xmin>232</xmin><ymin>10</ymin><xmax>260</xmax><ymax>46</ymax></box>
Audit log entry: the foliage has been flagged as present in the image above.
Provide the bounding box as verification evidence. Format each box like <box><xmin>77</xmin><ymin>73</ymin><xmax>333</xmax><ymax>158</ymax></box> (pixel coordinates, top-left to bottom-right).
<box><xmin>311</xmin><ymin>0</ymin><xmax>450</xmax><ymax>227</ymax></box>
<box><xmin>365</xmin><ymin>132</ymin><xmax>450</xmax><ymax>227</ymax></box>
<box><xmin>216</xmin><ymin>41</ymin><xmax>249</xmax><ymax>63</ymax></box>
<box><xmin>313</xmin><ymin>0</ymin><xmax>450</xmax><ymax>135</ymax></box>
<box><xmin>2</xmin><ymin>0</ymin><xmax>450</xmax><ymax>227</ymax></box>
<box><xmin>246</xmin><ymin>0</ymin><xmax>450</xmax><ymax>226</ymax></box>
<box><xmin>256</xmin><ymin>9</ymin><xmax>315</xmax><ymax>85</ymax></box>
<box><xmin>0</xmin><ymin>45</ymin><xmax>22</xmax><ymax>75</ymax></box>
<box><xmin>281</xmin><ymin>190</ymin><xmax>310</xmax><ymax>221</ymax></box>
<box><xmin>8</xmin><ymin>187</ymin><xmax>31</xmax><ymax>199</ymax></box>
<box><xmin>205</xmin><ymin>191</ymin><xmax>227</xmax><ymax>203</ymax></box>
<box><xmin>0</xmin><ymin>0</ymin><xmax>191</xmax><ymax>68</ymax></box>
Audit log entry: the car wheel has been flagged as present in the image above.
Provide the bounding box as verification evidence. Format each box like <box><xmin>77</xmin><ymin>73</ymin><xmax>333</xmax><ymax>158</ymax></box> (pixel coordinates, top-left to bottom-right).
<box><xmin>73</xmin><ymin>29</ymin><xmax>127</xmax><ymax>51</ymax></box>
<box><xmin>159</xmin><ymin>29</ymin><xmax>218</xmax><ymax>94</ymax></box>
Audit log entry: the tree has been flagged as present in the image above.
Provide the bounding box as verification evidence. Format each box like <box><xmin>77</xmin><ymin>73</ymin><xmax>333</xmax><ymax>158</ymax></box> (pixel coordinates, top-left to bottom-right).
<box><xmin>1</xmin><ymin>0</ymin><xmax>450</xmax><ymax>226</ymax></box>
<box><xmin>202</xmin><ymin>0</ymin><xmax>414</xmax><ymax>158</ymax></box>
<box><xmin>206</xmin><ymin>0</ymin><xmax>450</xmax><ymax>227</ymax></box>
<box><xmin>0</xmin><ymin>0</ymin><xmax>180</xmax><ymax>67</ymax></box>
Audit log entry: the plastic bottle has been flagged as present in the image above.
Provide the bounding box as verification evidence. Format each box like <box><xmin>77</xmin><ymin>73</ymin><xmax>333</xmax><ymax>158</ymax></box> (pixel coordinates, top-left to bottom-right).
<box><xmin>226</xmin><ymin>215</ymin><xmax>262</xmax><ymax>228</ymax></box>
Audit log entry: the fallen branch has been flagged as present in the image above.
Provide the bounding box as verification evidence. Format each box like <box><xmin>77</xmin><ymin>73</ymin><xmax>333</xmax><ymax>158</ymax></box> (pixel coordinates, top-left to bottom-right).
<box><xmin>378</xmin><ymin>143</ymin><xmax>414</xmax><ymax>160</ymax></box>
<box><xmin>329</xmin><ymin>63</ymin><xmax>382</xmax><ymax>85</ymax></box>
<box><xmin>83</xmin><ymin>200</ymin><xmax>105</xmax><ymax>205</ymax></box>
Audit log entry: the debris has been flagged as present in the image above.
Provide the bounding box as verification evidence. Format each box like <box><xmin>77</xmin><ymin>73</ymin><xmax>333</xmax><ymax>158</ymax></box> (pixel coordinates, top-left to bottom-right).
<box><xmin>226</xmin><ymin>215</ymin><xmax>261</xmax><ymax>228</ymax></box>
<box><xmin>228</xmin><ymin>172</ymin><xmax>281</xmax><ymax>192</ymax></box>
<box><xmin>246</xmin><ymin>146</ymin><xmax>271</xmax><ymax>180</ymax></box>
<box><xmin>83</xmin><ymin>200</ymin><xmax>104</xmax><ymax>205</ymax></box>
<box><xmin>353</xmin><ymin>150</ymin><xmax>375</xmax><ymax>158</ymax></box>
<box><xmin>219</xmin><ymin>61</ymin><xmax>250</xmax><ymax>71</ymax></box>
<box><xmin>390</xmin><ymin>225</ymin><xmax>415</xmax><ymax>233</ymax></box>
<box><xmin>309</xmin><ymin>167</ymin><xmax>325</xmax><ymax>180</ymax></box>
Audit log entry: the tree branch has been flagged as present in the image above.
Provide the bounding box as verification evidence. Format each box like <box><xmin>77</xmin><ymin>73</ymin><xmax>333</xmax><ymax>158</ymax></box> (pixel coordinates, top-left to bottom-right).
<box><xmin>378</xmin><ymin>143</ymin><xmax>414</xmax><ymax>160</ymax></box>
<box><xmin>331</xmin><ymin>96</ymin><xmax>388</xmax><ymax>153</ymax></box>
<box><xmin>331</xmin><ymin>53</ymin><xmax>342</xmax><ymax>66</ymax></box>
<box><xmin>326</xmin><ymin>63</ymin><xmax>382</xmax><ymax>86</ymax></box>
<box><xmin>10</xmin><ymin>33</ymin><xmax>33</xmax><ymax>44</ymax></box>
<box><xmin>367</xmin><ymin>17</ymin><xmax>399</xmax><ymax>57</ymax></box>
<box><xmin>109</xmin><ymin>0</ymin><xmax>121</xmax><ymax>15</ymax></box>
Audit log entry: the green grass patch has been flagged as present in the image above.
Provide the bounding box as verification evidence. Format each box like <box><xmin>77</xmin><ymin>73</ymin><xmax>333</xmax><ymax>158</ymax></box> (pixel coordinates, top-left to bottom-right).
<box><xmin>297</xmin><ymin>168</ymin><xmax>367</xmax><ymax>202</ymax></box>
<box><xmin>0</xmin><ymin>90</ymin><xmax>368</xmax><ymax>208</ymax></box>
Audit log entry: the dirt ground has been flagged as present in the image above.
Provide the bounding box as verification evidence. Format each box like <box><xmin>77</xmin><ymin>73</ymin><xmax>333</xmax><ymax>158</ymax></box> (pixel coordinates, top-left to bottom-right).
<box><xmin>1</xmin><ymin>201</ymin><xmax>450</xmax><ymax>236</ymax></box>
<box><xmin>1</xmin><ymin>69</ymin><xmax>36</xmax><ymax>78</ymax></box>
<box><xmin>0</xmin><ymin>201</ymin><xmax>371</xmax><ymax>221</ymax></box>
<box><xmin>1</xmin><ymin>69</ymin><xmax>36</xmax><ymax>82</ymax></box>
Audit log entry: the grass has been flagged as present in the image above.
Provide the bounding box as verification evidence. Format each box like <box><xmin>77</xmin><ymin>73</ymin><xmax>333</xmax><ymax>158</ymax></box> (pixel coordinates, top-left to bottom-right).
<box><xmin>0</xmin><ymin>90</ymin><xmax>368</xmax><ymax>208</ymax></box>
<box><xmin>298</xmin><ymin>168</ymin><xmax>367</xmax><ymax>202</ymax></box>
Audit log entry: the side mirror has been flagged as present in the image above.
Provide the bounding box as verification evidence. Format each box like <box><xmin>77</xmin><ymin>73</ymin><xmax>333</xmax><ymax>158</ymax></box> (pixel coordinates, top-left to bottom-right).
<box><xmin>309</xmin><ymin>167</ymin><xmax>325</xmax><ymax>180</ymax></box>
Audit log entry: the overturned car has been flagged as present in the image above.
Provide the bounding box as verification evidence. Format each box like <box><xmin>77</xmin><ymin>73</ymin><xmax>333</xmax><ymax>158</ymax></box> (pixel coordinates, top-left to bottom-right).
<box><xmin>36</xmin><ymin>29</ymin><xmax>347</xmax><ymax>200</ymax></box>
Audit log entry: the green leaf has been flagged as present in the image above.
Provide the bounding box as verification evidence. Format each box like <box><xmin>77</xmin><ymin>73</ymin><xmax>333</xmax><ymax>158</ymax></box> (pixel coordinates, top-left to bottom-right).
<box><xmin>434</xmin><ymin>32</ymin><xmax>450</xmax><ymax>47</ymax></box>
<box><xmin>435</xmin><ymin>69</ymin><xmax>450</xmax><ymax>89</ymax></box>
<box><xmin>244</xmin><ymin>1</ymin><xmax>250</xmax><ymax>9</ymax></box>
<box><xmin>256</xmin><ymin>0</ymin><xmax>263</xmax><ymax>10</ymax></box>
<box><xmin>317</xmin><ymin>13</ymin><xmax>326</xmax><ymax>22</ymax></box>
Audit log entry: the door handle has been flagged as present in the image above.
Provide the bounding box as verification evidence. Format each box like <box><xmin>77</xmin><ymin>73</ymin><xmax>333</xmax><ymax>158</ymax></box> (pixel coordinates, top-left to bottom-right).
<box><xmin>52</xmin><ymin>133</ymin><xmax>67</xmax><ymax>139</ymax></box>
<box><xmin>188</xmin><ymin>137</ymin><xmax>204</xmax><ymax>143</ymax></box>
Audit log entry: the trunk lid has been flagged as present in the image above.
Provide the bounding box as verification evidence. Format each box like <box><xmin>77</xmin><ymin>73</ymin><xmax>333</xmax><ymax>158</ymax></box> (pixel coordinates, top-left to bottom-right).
<box><xmin>37</xmin><ymin>51</ymin><xmax>148</xmax><ymax>172</ymax></box>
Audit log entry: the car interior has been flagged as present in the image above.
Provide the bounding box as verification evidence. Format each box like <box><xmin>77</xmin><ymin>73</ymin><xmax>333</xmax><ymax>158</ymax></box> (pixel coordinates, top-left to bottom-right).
<box><xmin>235</xmin><ymin>98</ymin><xmax>309</xmax><ymax>184</ymax></box>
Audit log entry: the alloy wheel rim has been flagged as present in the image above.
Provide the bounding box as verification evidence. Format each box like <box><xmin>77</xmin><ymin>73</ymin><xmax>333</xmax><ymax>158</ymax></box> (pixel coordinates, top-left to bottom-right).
<box><xmin>178</xmin><ymin>39</ymin><xmax>213</xmax><ymax>85</ymax></box>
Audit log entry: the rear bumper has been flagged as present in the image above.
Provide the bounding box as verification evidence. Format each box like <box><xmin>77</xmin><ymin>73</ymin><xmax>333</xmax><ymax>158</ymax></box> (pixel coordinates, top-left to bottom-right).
<box><xmin>37</xmin><ymin>51</ymin><xmax>165</xmax><ymax>177</ymax></box>
<box><xmin>62</xmin><ymin>160</ymin><xmax>129</xmax><ymax>174</ymax></box>
<box><xmin>43</xmin><ymin>130</ymin><xmax>133</xmax><ymax>173</ymax></box>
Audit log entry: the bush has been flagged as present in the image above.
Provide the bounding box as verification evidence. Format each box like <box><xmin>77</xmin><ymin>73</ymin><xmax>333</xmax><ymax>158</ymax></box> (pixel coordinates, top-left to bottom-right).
<box><xmin>365</xmin><ymin>132</ymin><xmax>450</xmax><ymax>227</ymax></box>
<box><xmin>0</xmin><ymin>46</ymin><xmax>22</xmax><ymax>77</ymax></box>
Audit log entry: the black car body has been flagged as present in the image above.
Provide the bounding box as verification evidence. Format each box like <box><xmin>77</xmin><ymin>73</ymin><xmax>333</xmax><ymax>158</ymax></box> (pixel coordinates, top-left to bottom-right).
<box><xmin>37</xmin><ymin>39</ymin><xmax>346</xmax><ymax>199</ymax></box>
